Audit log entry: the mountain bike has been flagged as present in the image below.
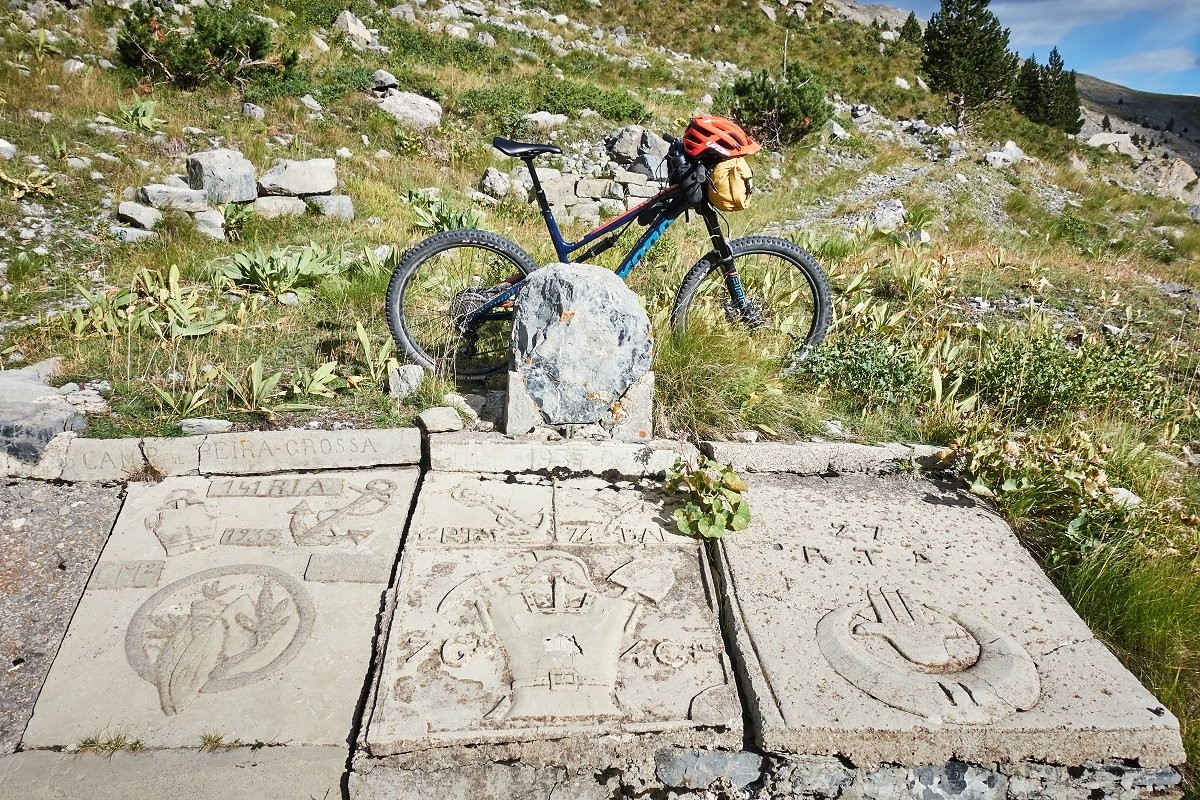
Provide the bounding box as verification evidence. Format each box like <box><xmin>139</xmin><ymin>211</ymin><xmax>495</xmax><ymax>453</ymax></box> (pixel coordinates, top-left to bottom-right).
<box><xmin>385</xmin><ymin>129</ymin><xmax>832</xmax><ymax>379</ymax></box>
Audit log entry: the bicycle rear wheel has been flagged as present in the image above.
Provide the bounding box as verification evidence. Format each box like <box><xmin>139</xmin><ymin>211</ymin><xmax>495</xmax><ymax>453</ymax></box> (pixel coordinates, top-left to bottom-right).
<box><xmin>386</xmin><ymin>229</ymin><xmax>538</xmax><ymax>379</ymax></box>
<box><xmin>669</xmin><ymin>236</ymin><xmax>832</xmax><ymax>366</ymax></box>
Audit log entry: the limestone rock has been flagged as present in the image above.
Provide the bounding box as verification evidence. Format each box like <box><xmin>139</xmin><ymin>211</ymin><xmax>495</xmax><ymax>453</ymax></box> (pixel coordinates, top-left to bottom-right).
<box><xmin>0</xmin><ymin>138</ymin><xmax>16</xmax><ymax>159</ymax></box>
<box><xmin>1188</xmin><ymin>205</ymin><xmax>1200</xmax><ymax>222</ymax></box>
<box><xmin>373</xmin><ymin>69</ymin><xmax>398</xmax><ymax>91</ymax></box>
<box><xmin>479</xmin><ymin>167</ymin><xmax>511</xmax><ymax>198</ymax></box>
<box><xmin>605</xmin><ymin>125</ymin><xmax>670</xmax><ymax>178</ymax></box>
<box><xmin>984</xmin><ymin>151</ymin><xmax>1014</xmax><ymax>168</ymax></box>
<box><xmin>512</xmin><ymin>263</ymin><xmax>652</xmax><ymax>425</ymax></box>
<box><xmin>893</xmin><ymin>75</ymin><xmax>910</xmax><ymax>90</ymax></box>
<box><xmin>258</xmin><ymin>158</ymin><xmax>338</xmax><ymax>197</ymax></box>
<box><xmin>242</xmin><ymin>102</ymin><xmax>265</xmax><ymax>120</ymax></box>
<box><xmin>193</xmin><ymin>208</ymin><xmax>226</xmax><ymax>240</ymax></box>
<box><xmin>307</xmin><ymin>194</ymin><xmax>355</xmax><ymax>220</ymax></box>
<box><xmin>416</xmin><ymin>406</ymin><xmax>463</xmax><ymax>433</ymax></box>
<box><xmin>0</xmin><ymin>359</ymin><xmax>86</xmax><ymax>463</ymax></box>
<box><xmin>525</xmin><ymin>111</ymin><xmax>568</xmax><ymax>130</ymax></box>
<box><xmin>139</xmin><ymin>184</ymin><xmax>208</xmax><ymax>212</ymax></box>
<box><xmin>110</xmin><ymin>225</ymin><xmax>158</xmax><ymax>243</ymax></box>
<box><xmin>1157</xmin><ymin>158</ymin><xmax>1197</xmax><ymax>202</ymax></box>
<box><xmin>825</xmin><ymin>119</ymin><xmax>849</xmax><ymax>140</ymax></box>
<box><xmin>377</xmin><ymin>92</ymin><xmax>443</xmax><ymax>131</ymax></box>
<box><xmin>388</xmin><ymin>364</ymin><xmax>425</xmax><ymax>400</ymax></box>
<box><xmin>869</xmin><ymin>199</ymin><xmax>906</xmax><ymax>231</ymax></box>
<box><xmin>186</xmin><ymin>148</ymin><xmax>258</xmax><ymax>204</ymax></box>
<box><xmin>62</xmin><ymin>58</ymin><xmax>85</xmax><ymax>74</ymax></box>
<box><xmin>334</xmin><ymin>10</ymin><xmax>375</xmax><ymax>45</ymax></box>
<box><xmin>1085</xmin><ymin>132</ymin><xmax>1140</xmax><ymax>158</ymax></box>
<box><xmin>180</xmin><ymin>417</ymin><xmax>232</xmax><ymax>435</ymax></box>
<box><xmin>253</xmin><ymin>196</ymin><xmax>308</xmax><ymax>218</ymax></box>
<box><xmin>117</xmin><ymin>201</ymin><xmax>162</xmax><ymax>231</ymax></box>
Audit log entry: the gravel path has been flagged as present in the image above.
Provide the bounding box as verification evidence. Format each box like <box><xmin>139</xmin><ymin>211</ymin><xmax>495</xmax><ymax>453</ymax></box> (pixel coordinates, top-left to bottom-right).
<box><xmin>765</xmin><ymin>162</ymin><xmax>936</xmax><ymax>236</ymax></box>
<box><xmin>0</xmin><ymin>479</ymin><xmax>123</xmax><ymax>754</ymax></box>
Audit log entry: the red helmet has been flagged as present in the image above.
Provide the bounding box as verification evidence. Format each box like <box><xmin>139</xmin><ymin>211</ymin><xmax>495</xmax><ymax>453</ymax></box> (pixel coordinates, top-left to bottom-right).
<box><xmin>682</xmin><ymin>115</ymin><xmax>761</xmax><ymax>160</ymax></box>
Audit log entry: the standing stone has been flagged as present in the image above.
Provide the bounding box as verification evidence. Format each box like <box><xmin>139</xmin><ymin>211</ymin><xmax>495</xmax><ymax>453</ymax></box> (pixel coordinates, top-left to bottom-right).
<box><xmin>117</xmin><ymin>201</ymin><xmax>163</xmax><ymax>231</ymax></box>
<box><xmin>257</xmin><ymin>159</ymin><xmax>338</xmax><ymax>197</ymax></box>
<box><xmin>377</xmin><ymin>92</ymin><xmax>443</xmax><ymax>131</ymax></box>
<box><xmin>511</xmin><ymin>263</ymin><xmax>652</xmax><ymax>425</ymax></box>
<box><xmin>186</xmin><ymin>149</ymin><xmax>258</xmax><ymax>204</ymax></box>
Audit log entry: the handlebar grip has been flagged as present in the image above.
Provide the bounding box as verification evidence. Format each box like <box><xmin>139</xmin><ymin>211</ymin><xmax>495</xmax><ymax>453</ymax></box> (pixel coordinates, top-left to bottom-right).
<box><xmin>662</xmin><ymin>133</ymin><xmax>679</xmax><ymax>144</ymax></box>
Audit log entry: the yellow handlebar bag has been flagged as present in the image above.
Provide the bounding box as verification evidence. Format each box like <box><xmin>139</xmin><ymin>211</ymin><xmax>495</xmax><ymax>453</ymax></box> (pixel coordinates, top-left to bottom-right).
<box><xmin>706</xmin><ymin>156</ymin><xmax>754</xmax><ymax>211</ymax></box>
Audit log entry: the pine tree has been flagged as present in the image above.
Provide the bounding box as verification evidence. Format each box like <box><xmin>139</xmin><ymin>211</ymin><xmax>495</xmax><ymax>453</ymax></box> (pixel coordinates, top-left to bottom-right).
<box><xmin>1166</xmin><ymin>117</ymin><xmax>1175</xmax><ymax>132</ymax></box>
<box><xmin>1013</xmin><ymin>55</ymin><xmax>1044</xmax><ymax>124</ymax></box>
<box><xmin>921</xmin><ymin>0</ymin><xmax>1018</xmax><ymax>128</ymax></box>
<box><xmin>899</xmin><ymin>12</ymin><xmax>922</xmax><ymax>43</ymax></box>
<box><xmin>1102</xmin><ymin>114</ymin><xmax>1111</xmax><ymax>131</ymax></box>
<box><xmin>1042</xmin><ymin>49</ymin><xmax>1083</xmax><ymax>134</ymax></box>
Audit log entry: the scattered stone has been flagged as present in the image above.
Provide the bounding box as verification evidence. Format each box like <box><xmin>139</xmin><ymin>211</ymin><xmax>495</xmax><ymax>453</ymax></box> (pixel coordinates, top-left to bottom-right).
<box><xmin>186</xmin><ymin>148</ymin><xmax>258</xmax><ymax>204</ymax></box>
<box><xmin>825</xmin><ymin>119</ymin><xmax>849</xmax><ymax>141</ymax></box>
<box><xmin>253</xmin><ymin>196</ymin><xmax>308</xmax><ymax>218</ymax></box>
<box><xmin>377</xmin><ymin>92</ymin><xmax>443</xmax><ymax>131</ymax></box>
<box><xmin>310</xmin><ymin>32</ymin><xmax>331</xmax><ymax>52</ymax></box>
<box><xmin>1157</xmin><ymin>158</ymin><xmax>1197</xmax><ymax>202</ymax></box>
<box><xmin>242</xmin><ymin>102</ymin><xmax>265</xmax><ymax>120</ymax></box>
<box><xmin>1110</xmin><ymin>487</ymin><xmax>1143</xmax><ymax>508</ymax></box>
<box><xmin>0</xmin><ymin>139</ymin><xmax>16</xmax><ymax>160</ymax></box>
<box><xmin>416</xmin><ymin>406</ymin><xmax>464</xmax><ymax>433</ymax></box>
<box><xmin>869</xmin><ymin>198</ymin><xmax>906</xmax><ymax>231</ymax></box>
<box><xmin>1085</xmin><ymin>132</ymin><xmax>1140</xmax><ymax>158</ymax></box>
<box><xmin>65</xmin><ymin>156</ymin><xmax>92</xmax><ymax>171</ymax></box>
<box><xmin>138</xmin><ymin>184</ymin><xmax>209</xmax><ymax>212</ymax></box>
<box><xmin>1188</xmin><ymin>205</ymin><xmax>1200</xmax><ymax>223</ymax></box>
<box><xmin>388</xmin><ymin>364</ymin><xmax>425</xmax><ymax>400</ymax></box>
<box><xmin>306</xmin><ymin>194</ymin><xmax>355</xmax><ymax>220</ymax></box>
<box><xmin>474</xmin><ymin>30</ymin><xmax>496</xmax><ymax>47</ymax></box>
<box><xmin>511</xmin><ymin>263</ymin><xmax>652</xmax><ymax>426</ymax></box>
<box><xmin>333</xmin><ymin>10</ymin><xmax>375</xmax><ymax>45</ymax></box>
<box><xmin>110</xmin><ymin>225</ymin><xmax>159</xmax><ymax>244</ymax></box>
<box><xmin>388</xmin><ymin>3</ymin><xmax>416</xmax><ymax>21</ymax></box>
<box><xmin>525</xmin><ymin>110</ymin><xmax>569</xmax><ymax>130</ymax></box>
<box><xmin>372</xmin><ymin>69</ymin><xmax>398</xmax><ymax>91</ymax></box>
<box><xmin>258</xmin><ymin>158</ymin><xmax>338</xmax><ymax>196</ymax></box>
<box><xmin>479</xmin><ymin>167</ymin><xmax>511</xmax><ymax>198</ymax></box>
<box><xmin>27</xmin><ymin>111</ymin><xmax>52</xmax><ymax>124</ymax></box>
<box><xmin>984</xmin><ymin>150</ymin><xmax>1014</xmax><ymax>168</ymax></box>
<box><xmin>300</xmin><ymin>94</ymin><xmax>323</xmax><ymax>112</ymax></box>
<box><xmin>116</xmin><ymin>201</ymin><xmax>163</xmax><ymax>231</ymax></box>
<box><xmin>0</xmin><ymin>359</ymin><xmax>86</xmax><ymax>465</ymax></box>
<box><xmin>442</xmin><ymin>392</ymin><xmax>480</xmax><ymax>423</ymax></box>
<box><xmin>193</xmin><ymin>208</ymin><xmax>226</xmax><ymax>240</ymax></box>
<box><xmin>1069</xmin><ymin>152</ymin><xmax>1088</xmax><ymax>174</ymax></box>
<box><xmin>893</xmin><ymin>75</ymin><xmax>910</xmax><ymax>90</ymax></box>
<box><xmin>179</xmin><ymin>418</ymin><xmax>233</xmax><ymax>435</ymax></box>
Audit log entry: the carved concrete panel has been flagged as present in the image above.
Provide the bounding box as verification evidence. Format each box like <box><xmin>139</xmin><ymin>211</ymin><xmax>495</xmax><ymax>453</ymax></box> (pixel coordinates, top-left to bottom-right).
<box><xmin>22</xmin><ymin>468</ymin><xmax>418</xmax><ymax>749</ymax></box>
<box><xmin>365</xmin><ymin>473</ymin><xmax>740</xmax><ymax>755</ymax></box>
<box><xmin>714</xmin><ymin>473</ymin><xmax>1185</xmax><ymax>767</ymax></box>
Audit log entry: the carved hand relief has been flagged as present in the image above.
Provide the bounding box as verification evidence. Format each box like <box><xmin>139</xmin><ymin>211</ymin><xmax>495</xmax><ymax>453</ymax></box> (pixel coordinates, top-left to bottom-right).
<box><xmin>146</xmin><ymin>490</ymin><xmax>217</xmax><ymax>556</ymax></box>
<box><xmin>125</xmin><ymin>565</ymin><xmax>315</xmax><ymax>716</ymax></box>
<box><xmin>434</xmin><ymin>551</ymin><xmax>675</xmax><ymax>721</ymax></box>
<box><xmin>289</xmin><ymin>477</ymin><xmax>396</xmax><ymax>546</ymax></box>
<box><xmin>817</xmin><ymin>587</ymin><xmax>1041</xmax><ymax>724</ymax></box>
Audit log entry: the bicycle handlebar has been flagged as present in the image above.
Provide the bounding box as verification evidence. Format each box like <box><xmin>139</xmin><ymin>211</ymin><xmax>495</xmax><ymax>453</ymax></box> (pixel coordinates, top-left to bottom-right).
<box><xmin>662</xmin><ymin>133</ymin><xmax>679</xmax><ymax>145</ymax></box>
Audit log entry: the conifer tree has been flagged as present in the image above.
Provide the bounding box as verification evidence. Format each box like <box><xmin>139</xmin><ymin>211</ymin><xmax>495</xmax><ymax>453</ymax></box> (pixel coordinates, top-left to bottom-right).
<box><xmin>1041</xmin><ymin>48</ymin><xmax>1083</xmax><ymax>134</ymax></box>
<box><xmin>899</xmin><ymin>12</ymin><xmax>923</xmax><ymax>44</ymax></box>
<box><xmin>1013</xmin><ymin>55</ymin><xmax>1044</xmax><ymax>124</ymax></box>
<box><xmin>1102</xmin><ymin>114</ymin><xmax>1111</xmax><ymax>131</ymax></box>
<box><xmin>921</xmin><ymin>0</ymin><xmax>1018</xmax><ymax>128</ymax></box>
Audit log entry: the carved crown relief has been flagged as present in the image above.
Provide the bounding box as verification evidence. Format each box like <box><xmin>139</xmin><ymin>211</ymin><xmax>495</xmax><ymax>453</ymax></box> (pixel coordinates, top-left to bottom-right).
<box><xmin>817</xmin><ymin>586</ymin><xmax>1041</xmax><ymax>724</ymax></box>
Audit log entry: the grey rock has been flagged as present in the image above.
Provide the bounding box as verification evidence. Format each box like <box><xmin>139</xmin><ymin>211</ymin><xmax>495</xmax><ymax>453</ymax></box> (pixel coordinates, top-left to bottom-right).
<box><xmin>242</xmin><ymin>102</ymin><xmax>265</xmax><ymax>120</ymax></box>
<box><xmin>163</xmin><ymin>174</ymin><xmax>190</xmax><ymax>189</ymax></box>
<box><xmin>479</xmin><ymin>167</ymin><xmax>511</xmax><ymax>198</ymax></box>
<box><xmin>65</xmin><ymin>156</ymin><xmax>91</xmax><ymax>170</ymax></box>
<box><xmin>909</xmin><ymin>761</ymin><xmax>1006</xmax><ymax>800</ymax></box>
<box><xmin>869</xmin><ymin>198</ymin><xmax>906</xmax><ymax>231</ymax></box>
<box><xmin>388</xmin><ymin>3</ymin><xmax>416</xmax><ymax>21</ymax></box>
<box><xmin>193</xmin><ymin>208</ymin><xmax>226</xmax><ymax>240</ymax></box>
<box><xmin>388</xmin><ymin>364</ymin><xmax>425</xmax><ymax>400</ymax></box>
<box><xmin>116</xmin><ymin>201</ymin><xmax>162</xmax><ymax>231</ymax></box>
<box><xmin>1188</xmin><ymin>204</ymin><xmax>1200</xmax><ymax>222</ymax></box>
<box><xmin>825</xmin><ymin>119</ymin><xmax>849</xmax><ymax>140</ymax></box>
<box><xmin>27</xmin><ymin>111</ymin><xmax>52</xmax><ymax>124</ymax></box>
<box><xmin>252</xmin><ymin>196</ymin><xmax>308</xmax><ymax>218</ymax></box>
<box><xmin>654</xmin><ymin>748</ymin><xmax>763</xmax><ymax>789</ymax></box>
<box><xmin>984</xmin><ymin>151</ymin><xmax>1014</xmax><ymax>168</ymax></box>
<box><xmin>475</xmin><ymin>30</ymin><xmax>496</xmax><ymax>47</ymax></box>
<box><xmin>512</xmin><ymin>263</ymin><xmax>652</xmax><ymax>425</ymax></box>
<box><xmin>333</xmin><ymin>9</ymin><xmax>375</xmax><ymax>44</ymax></box>
<box><xmin>0</xmin><ymin>360</ymin><xmax>86</xmax><ymax>463</ymax></box>
<box><xmin>442</xmin><ymin>392</ymin><xmax>479</xmax><ymax>422</ymax></box>
<box><xmin>186</xmin><ymin>148</ymin><xmax>258</xmax><ymax>204</ymax></box>
<box><xmin>0</xmin><ymin>139</ymin><xmax>16</xmax><ymax>160</ymax></box>
<box><xmin>525</xmin><ymin>111</ymin><xmax>568</xmax><ymax>130</ymax></box>
<box><xmin>306</xmin><ymin>194</ymin><xmax>355</xmax><ymax>220</ymax></box>
<box><xmin>109</xmin><ymin>225</ymin><xmax>158</xmax><ymax>243</ymax></box>
<box><xmin>373</xmin><ymin>69</ymin><xmax>398</xmax><ymax>90</ymax></box>
<box><xmin>62</xmin><ymin>57</ymin><xmax>85</xmax><ymax>74</ymax></box>
<box><xmin>139</xmin><ymin>184</ymin><xmax>209</xmax><ymax>212</ymax></box>
<box><xmin>416</xmin><ymin>406</ymin><xmax>463</xmax><ymax>433</ymax></box>
<box><xmin>180</xmin><ymin>417</ymin><xmax>233</xmax><ymax>435</ymax></box>
<box><xmin>300</xmin><ymin>93</ymin><xmax>323</xmax><ymax>112</ymax></box>
<box><xmin>258</xmin><ymin>158</ymin><xmax>338</xmax><ymax>196</ymax></box>
<box><xmin>377</xmin><ymin>92</ymin><xmax>443</xmax><ymax>131</ymax></box>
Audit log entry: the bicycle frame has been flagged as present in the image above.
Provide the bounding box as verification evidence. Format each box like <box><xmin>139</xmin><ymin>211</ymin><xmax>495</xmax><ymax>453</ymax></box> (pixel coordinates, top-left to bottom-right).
<box><xmin>462</xmin><ymin>154</ymin><xmax>746</xmax><ymax>327</ymax></box>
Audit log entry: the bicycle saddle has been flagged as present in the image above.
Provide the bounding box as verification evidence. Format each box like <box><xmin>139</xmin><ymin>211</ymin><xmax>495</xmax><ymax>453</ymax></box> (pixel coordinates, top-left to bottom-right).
<box><xmin>492</xmin><ymin>137</ymin><xmax>563</xmax><ymax>158</ymax></box>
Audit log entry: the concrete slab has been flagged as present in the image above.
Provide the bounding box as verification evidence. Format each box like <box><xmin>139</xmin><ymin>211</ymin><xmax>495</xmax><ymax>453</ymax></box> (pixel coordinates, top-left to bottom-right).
<box><xmin>702</xmin><ymin>440</ymin><xmax>941</xmax><ymax>474</ymax></box>
<box><xmin>21</xmin><ymin>468</ymin><xmax>418</xmax><ymax>751</ymax></box>
<box><xmin>0</xmin><ymin>746</ymin><xmax>344</xmax><ymax>800</ymax></box>
<box><xmin>197</xmin><ymin>428</ymin><xmax>420</xmax><ymax>473</ymax></box>
<box><xmin>428</xmin><ymin>432</ymin><xmax>694</xmax><ymax>477</ymax></box>
<box><xmin>363</xmin><ymin>471</ymin><xmax>740</xmax><ymax>756</ymax></box>
<box><xmin>712</xmin><ymin>473</ymin><xmax>1185</xmax><ymax>767</ymax></box>
<box><xmin>142</xmin><ymin>436</ymin><xmax>202</xmax><ymax>476</ymax></box>
<box><xmin>60</xmin><ymin>437</ymin><xmax>144</xmax><ymax>482</ymax></box>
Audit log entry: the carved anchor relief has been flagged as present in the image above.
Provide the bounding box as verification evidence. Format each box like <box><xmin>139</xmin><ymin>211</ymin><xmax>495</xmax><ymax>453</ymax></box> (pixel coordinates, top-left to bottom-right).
<box><xmin>449</xmin><ymin>485</ymin><xmax>549</xmax><ymax>538</ymax></box>
<box><xmin>125</xmin><ymin>565</ymin><xmax>315</xmax><ymax>716</ymax></box>
<box><xmin>289</xmin><ymin>478</ymin><xmax>397</xmax><ymax>546</ymax></box>
<box><xmin>817</xmin><ymin>587</ymin><xmax>1041</xmax><ymax>724</ymax></box>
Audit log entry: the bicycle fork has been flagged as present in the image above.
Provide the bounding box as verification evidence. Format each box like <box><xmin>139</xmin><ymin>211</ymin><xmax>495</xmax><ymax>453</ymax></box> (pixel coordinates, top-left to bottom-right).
<box><xmin>699</xmin><ymin>207</ymin><xmax>758</xmax><ymax>325</ymax></box>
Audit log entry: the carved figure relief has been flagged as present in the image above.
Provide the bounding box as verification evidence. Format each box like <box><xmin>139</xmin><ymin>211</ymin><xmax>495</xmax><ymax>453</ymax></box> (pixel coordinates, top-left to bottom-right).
<box><xmin>817</xmin><ymin>587</ymin><xmax>1041</xmax><ymax>724</ymax></box>
<box><xmin>440</xmin><ymin>551</ymin><xmax>675</xmax><ymax>721</ymax></box>
<box><xmin>449</xmin><ymin>485</ymin><xmax>549</xmax><ymax>538</ymax></box>
<box><xmin>146</xmin><ymin>490</ymin><xmax>217</xmax><ymax>556</ymax></box>
<box><xmin>125</xmin><ymin>565</ymin><xmax>314</xmax><ymax>716</ymax></box>
<box><xmin>289</xmin><ymin>478</ymin><xmax>396</xmax><ymax>545</ymax></box>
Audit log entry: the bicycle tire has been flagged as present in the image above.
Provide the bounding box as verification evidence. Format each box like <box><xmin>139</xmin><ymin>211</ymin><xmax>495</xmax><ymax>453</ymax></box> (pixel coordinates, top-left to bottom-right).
<box><xmin>669</xmin><ymin>236</ymin><xmax>832</xmax><ymax>364</ymax></box>
<box><xmin>386</xmin><ymin>229</ymin><xmax>539</xmax><ymax>379</ymax></box>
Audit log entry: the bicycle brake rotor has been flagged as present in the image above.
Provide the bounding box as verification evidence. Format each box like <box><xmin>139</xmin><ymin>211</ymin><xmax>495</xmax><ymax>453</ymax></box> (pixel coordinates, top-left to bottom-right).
<box><xmin>723</xmin><ymin>296</ymin><xmax>767</xmax><ymax>329</ymax></box>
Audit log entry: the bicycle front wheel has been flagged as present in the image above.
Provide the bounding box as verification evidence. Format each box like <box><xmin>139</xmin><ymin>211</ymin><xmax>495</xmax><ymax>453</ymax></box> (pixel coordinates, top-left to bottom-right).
<box><xmin>386</xmin><ymin>229</ymin><xmax>538</xmax><ymax>379</ymax></box>
<box><xmin>669</xmin><ymin>236</ymin><xmax>832</xmax><ymax>366</ymax></box>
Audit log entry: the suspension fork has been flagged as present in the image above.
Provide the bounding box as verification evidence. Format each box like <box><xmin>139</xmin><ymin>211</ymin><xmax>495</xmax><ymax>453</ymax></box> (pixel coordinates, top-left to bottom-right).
<box><xmin>699</xmin><ymin>206</ymin><xmax>748</xmax><ymax>308</ymax></box>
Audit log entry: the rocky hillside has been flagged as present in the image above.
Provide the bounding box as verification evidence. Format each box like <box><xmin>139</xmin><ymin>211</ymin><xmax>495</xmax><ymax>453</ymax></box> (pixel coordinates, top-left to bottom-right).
<box><xmin>1076</xmin><ymin>73</ymin><xmax>1200</xmax><ymax>171</ymax></box>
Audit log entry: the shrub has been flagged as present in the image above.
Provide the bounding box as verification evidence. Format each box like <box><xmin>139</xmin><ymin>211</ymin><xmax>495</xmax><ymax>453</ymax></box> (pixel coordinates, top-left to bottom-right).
<box><xmin>794</xmin><ymin>329</ymin><xmax>926</xmax><ymax>409</ymax></box>
<box><xmin>117</xmin><ymin>1</ymin><xmax>297</xmax><ymax>89</ymax></box>
<box><xmin>716</xmin><ymin>62</ymin><xmax>832</xmax><ymax>148</ymax></box>
<box><xmin>455</xmin><ymin>78</ymin><xmax>647</xmax><ymax>131</ymax></box>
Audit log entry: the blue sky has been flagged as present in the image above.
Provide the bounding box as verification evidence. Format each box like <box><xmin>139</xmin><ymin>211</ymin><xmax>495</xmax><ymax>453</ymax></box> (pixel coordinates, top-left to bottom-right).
<box><xmin>904</xmin><ymin>0</ymin><xmax>1200</xmax><ymax>95</ymax></box>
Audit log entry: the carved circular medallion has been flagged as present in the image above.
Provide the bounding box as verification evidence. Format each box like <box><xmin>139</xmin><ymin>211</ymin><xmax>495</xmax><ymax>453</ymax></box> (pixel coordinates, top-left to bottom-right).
<box><xmin>125</xmin><ymin>564</ymin><xmax>315</xmax><ymax>716</ymax></box>
<box><xmin>816</xmin><ymin>588</ymin><xmax>1041</xmax><ymax>725</ymax></box>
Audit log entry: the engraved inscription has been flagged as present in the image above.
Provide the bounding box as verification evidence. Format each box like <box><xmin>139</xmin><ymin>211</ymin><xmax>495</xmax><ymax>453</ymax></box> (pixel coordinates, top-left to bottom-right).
<box><xmin>208</xmin><ymin>477</ymin><xmax>345</xmax><ymax>498</ymax></box>
<box><xmin>201</xmin><ymin>434</ymin><xmax>380</xmax><ymax>463</ymax></box>
<box><xmin>125</xmin><ymin>565</ymin><xmax>314</xmax><ymax>716</ymax></box>
<box><xmin>221</xmin><ymin>529</ymin><xmax>284</xmax><ymax>546</ymax></box>
<box><xmin>450</xmin><ymin>485</ymin><xmax>549</xmax><ymax>538</ymax></box>
<box><xmin>289</xmin><ymin>478</ymin><xmax>396</xmax><ymax>546</ymax></box>
<box><xmin>145</xmin><ymin>490</ymin><xmax>217</xmax><ymax>556</ymax></box>
<box><xmin>90</xmin><ymin>560</ymin><xmax>165</xmax><ymax>590</ymax></box>
<box><xmin>562</xmin><ymin>525</ymin><xmax>667</xmax><ymax>544</ymax></box>
<box><xmin>817</xmin><ymin>586</ymin><xmax>1041</xmax><ymax>724</ymax></box>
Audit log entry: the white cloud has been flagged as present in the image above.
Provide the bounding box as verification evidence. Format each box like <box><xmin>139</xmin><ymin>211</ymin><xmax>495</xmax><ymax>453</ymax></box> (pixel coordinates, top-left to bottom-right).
<box><xmin>1098</xmin><ymin>48</ymin><xmax>1200</xmax><ymax>75</ymax></box>
<box><xmin>990</xmin><ymin>0</ymin><xmax>1199</xmax><ymax>50</ymax></box>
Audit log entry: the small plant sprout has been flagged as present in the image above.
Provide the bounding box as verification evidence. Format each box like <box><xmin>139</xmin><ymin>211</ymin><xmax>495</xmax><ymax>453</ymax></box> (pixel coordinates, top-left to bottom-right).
<box><xmin>353</xmin><ymin>323</ymin><xmax>398</xmax><ymax>387</ymax></box>
<box><xmin>664</xmin><ymin>457</ymin><xmax>752</xmax><ymax>539</ymax></box>
<box><xmin>116</xmin><ymin>95</ymin><xmax>166</xmax><ymax>132</ymax></box>
<box><xmin>77</xmin><ymin>730</ymin><xmax>145</xmax><ymax>755</ymax></box>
